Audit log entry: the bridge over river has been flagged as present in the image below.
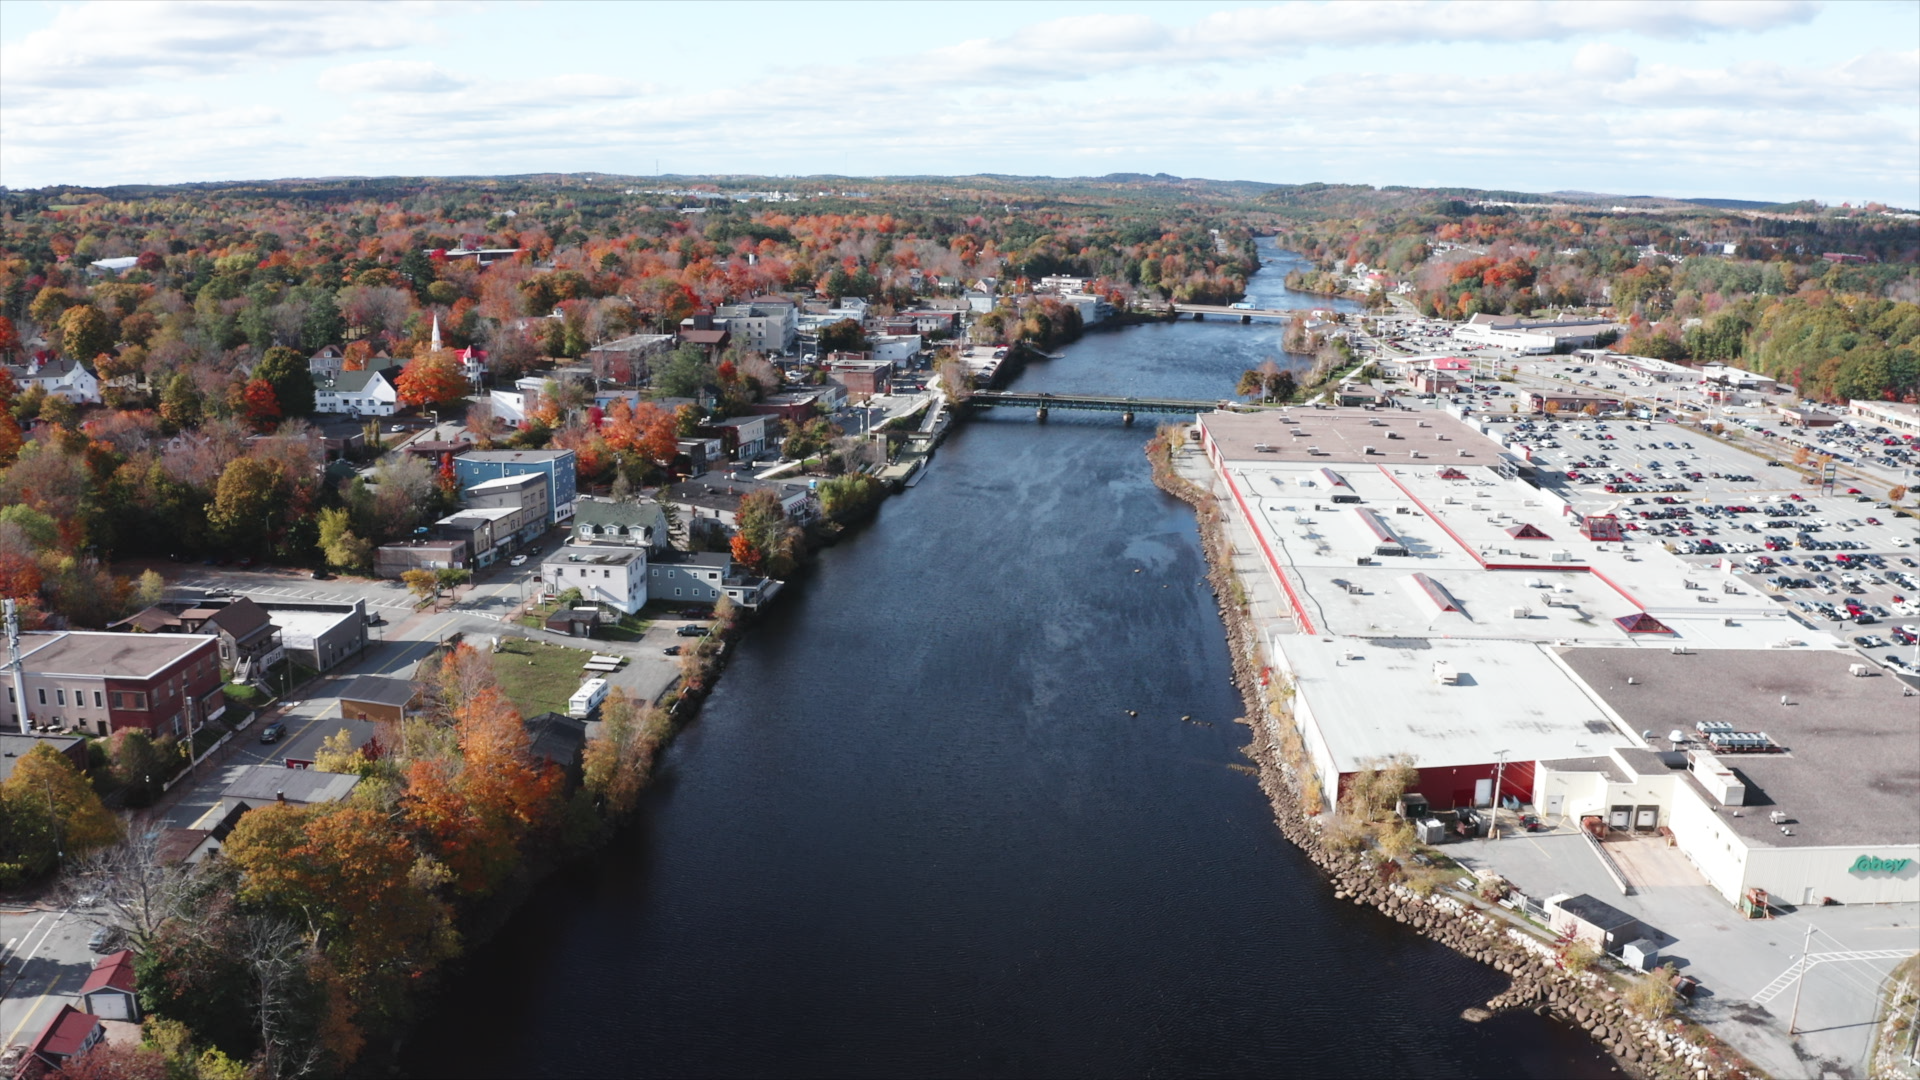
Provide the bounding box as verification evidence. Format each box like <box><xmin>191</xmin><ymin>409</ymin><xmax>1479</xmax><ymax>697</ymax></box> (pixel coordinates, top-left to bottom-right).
<box><xmin>1171</xmin><ymin>303</ymin><xmax>1307</xmax><ymax>322</ymax></box>
<box><xmin>964</xmin><ymin>390</ymin><xmax>1229</xmax><ymax>423</ymax></box>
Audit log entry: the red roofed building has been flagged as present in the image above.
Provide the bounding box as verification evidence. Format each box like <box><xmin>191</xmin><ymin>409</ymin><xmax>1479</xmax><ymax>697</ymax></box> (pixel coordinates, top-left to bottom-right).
<box><xmin>80</xmin><ymin>950</ymin><xmax>141</xmax><ymax>1021</ymax></box>
<box><xmin>24</xmin><ymin>1005</ymin><xmax>103</xmax><ymax>1077</ymax></box>
<box><xmin>1432</xmin><ymin>356</ymin><xmax>1471</xmax><ymax>371</ymax></box>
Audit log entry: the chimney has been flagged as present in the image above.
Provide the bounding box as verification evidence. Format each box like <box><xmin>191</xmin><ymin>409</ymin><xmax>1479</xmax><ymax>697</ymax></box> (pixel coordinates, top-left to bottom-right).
<box><xmin>275</xmin><ymin>791</ymin><xmax>286</xmax><ymax>803</ymax></box>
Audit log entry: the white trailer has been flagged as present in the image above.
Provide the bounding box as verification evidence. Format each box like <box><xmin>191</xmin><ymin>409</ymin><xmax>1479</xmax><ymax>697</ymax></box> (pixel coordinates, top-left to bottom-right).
<box><xmin>568</xmin><ymin>678</ymin><xmax>609</xmax><ymax>719</ymax></box>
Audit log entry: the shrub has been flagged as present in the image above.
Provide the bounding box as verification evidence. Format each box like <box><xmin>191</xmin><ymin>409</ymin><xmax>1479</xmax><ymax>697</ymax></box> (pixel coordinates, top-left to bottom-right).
<box><xmin>1627</xmin><ymin>964</ymin><xmax>1680</xmax><ymax>1018</ymax></box>
<box><xmin>1563</xmin><ymin>939</ymin><xmax>1600</xmax><ymax>973</ymax></box>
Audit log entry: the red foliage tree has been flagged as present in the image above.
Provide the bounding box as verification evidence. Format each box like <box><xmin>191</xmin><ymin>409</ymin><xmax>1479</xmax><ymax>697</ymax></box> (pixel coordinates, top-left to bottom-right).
<box><xmin>241</xmin><ymin>378</ymin><xmax>281</xmax><ymax>432</ymax></box>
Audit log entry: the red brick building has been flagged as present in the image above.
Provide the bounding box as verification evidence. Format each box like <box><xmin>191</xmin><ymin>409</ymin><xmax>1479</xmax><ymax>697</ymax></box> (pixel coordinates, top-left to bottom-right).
<box><xmin>6</xmin><ymin>631</ymin><xmax>224</xmax><ymax>738</ymax></box>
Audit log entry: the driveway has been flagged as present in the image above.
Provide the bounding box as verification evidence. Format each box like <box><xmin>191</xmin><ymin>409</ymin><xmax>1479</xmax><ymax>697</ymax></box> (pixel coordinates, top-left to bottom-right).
<box><xmin>1449</xmin><ymin>831</ymin><xmax>1919</xmax><ymax>1078</ymax></box>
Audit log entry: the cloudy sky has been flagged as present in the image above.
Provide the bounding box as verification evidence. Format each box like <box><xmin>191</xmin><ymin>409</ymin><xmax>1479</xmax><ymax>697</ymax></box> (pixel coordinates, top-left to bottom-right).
<box><xmin>2</xmin><ymin>0</ymin><xmax>1915</xmax><ymax>204</ymax></box>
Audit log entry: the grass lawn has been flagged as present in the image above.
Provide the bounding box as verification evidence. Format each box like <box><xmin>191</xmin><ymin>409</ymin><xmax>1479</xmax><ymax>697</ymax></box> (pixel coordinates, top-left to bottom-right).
<box><xmin>490</xmin><ymin>636</ymin><xmax>597</xmax><ymax>718</ymax></box>
<box><xmin>595</xmin><ymin>612</ymin><xmax>655</xmax><ymax>642</ymax></box>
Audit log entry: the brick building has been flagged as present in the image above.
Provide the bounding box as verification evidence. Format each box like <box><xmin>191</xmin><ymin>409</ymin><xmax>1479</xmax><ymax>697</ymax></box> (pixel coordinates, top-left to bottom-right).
<box><xmin>5</xmin><ymin>631</ymin><xmax>224</xmax><ymax>739</ymax></box>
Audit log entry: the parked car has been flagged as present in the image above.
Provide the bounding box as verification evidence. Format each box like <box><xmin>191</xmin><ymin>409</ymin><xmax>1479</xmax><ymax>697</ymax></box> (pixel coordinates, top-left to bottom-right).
<box><xmin>510</xmin><ymin>554</ymin><xmax>529</xmax><ymax>566</ymax></box>
<box><xmin>675</xmin><ymin>624</ymin><xmax>707</xmax><ymax>637</ymax></box>
<box><xmin>663</xmin><ymin>645</ymin><xmax>682</xmax><ymax>656</ymax></box>
<box><xmin>88</xmin><ymin>925</ymin><xmax>123</xmax><ymax>952</ymax></box>
<box><xmin>259</xmin><ymin>722</ymin><xmax>288</xmax><ymax>744</ymax></box>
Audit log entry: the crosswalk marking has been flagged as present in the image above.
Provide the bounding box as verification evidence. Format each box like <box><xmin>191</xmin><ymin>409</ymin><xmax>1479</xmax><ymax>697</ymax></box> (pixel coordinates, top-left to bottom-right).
<box><xmin>1751</xmin><ymin>949</ymin><xmax>1914</xmax><ymax>1004</ymax></box>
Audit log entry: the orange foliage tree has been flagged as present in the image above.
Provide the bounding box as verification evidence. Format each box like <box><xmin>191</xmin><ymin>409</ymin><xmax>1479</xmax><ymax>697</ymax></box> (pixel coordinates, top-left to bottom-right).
<box><xmin>395</xmin><ymin>350</ymin><xmax>467</xmax><ymax>407</ymax></box>
<box><xmin>223</xmin><ymin>803</ymin><xmax>451</xmax><ymax>987</ymax></box>
<box><xmin>402</xmin><ymin>676</ymin><xmax>561</xmax><ymax>896</ymax></box>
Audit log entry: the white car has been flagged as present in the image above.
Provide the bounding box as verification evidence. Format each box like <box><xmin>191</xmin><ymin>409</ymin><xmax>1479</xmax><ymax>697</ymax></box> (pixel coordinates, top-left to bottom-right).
<box><xmin>510</xmin><ymin>554</ymin><xmax>528</xmax><ymax>567</ymax></box>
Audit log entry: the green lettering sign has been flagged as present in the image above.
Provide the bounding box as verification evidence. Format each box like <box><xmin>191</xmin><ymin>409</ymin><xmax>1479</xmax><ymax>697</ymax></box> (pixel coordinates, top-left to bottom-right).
<box><xmin>1849</xmin><ymin>855</ymin><xmax>1913</xmax><ymax>874</ymax></box>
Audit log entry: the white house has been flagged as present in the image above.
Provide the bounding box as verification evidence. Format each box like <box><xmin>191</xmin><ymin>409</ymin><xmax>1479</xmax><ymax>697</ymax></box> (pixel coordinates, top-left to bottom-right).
<box><xmin>313</xmin><ymin>368</ymin><xmax>399</xmax><ymax>417</ymax></box>
<box><xmin>543</xmin><ymin>545</ymin><xmax>649</xmax><ymax>616</ymax></box>
<box><xmin>490</xmin><ymin>377</ymin><xmax>548</xmax><ymax>426</ymax></box>
<box><xmin>8</xmin><ymin>357</ymin><xmax>101</xmax><ymax>404</ymax></box>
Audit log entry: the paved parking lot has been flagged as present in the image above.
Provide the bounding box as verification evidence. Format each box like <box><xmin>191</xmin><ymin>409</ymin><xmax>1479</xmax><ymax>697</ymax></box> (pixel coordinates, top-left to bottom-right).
<box><xmin>1449</xmin><ymin>831</ymin><xmax>1920</xmax><ymax>1080</ymax></box>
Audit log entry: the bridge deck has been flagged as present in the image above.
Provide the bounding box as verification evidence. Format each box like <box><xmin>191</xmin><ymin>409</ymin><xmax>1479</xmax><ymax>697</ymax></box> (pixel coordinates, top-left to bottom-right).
<box><xmin>1172</xmin><ymin>303</ymin><xmax>1302</xmax><ymax>319</ymax></box>
<box><xmin>966</xmin><ymin>391</ymin><xmax>1219</xmax><ymax>414</ymax></box>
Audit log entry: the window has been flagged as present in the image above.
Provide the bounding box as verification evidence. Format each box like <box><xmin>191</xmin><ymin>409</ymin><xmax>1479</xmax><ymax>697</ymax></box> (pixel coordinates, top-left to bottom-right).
<box><xmin>603</xmin><ymin>569</ymin><xmax>610</xmax><ymax>578</ymax></box>
<box><xmin>56</xmin><ymin>689</ymin><xmax>65</xmax><ymax>706</ymax></box>
<box><xmin>37</xmin><ymin>688</ymin><xmax>46</xmax><ymax>705</ymax></box>
<box><xmin>93</xmin><ymin>691</ymin><xmax>103</xmax><ymax>708</ymax></box>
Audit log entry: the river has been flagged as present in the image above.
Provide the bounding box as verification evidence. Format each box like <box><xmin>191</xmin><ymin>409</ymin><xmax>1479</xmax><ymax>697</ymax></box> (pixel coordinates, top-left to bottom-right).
<box><xmin>399</xmin><ymin>242</ymin><xmax>1616</xmax><ymax>1078</ymax></box>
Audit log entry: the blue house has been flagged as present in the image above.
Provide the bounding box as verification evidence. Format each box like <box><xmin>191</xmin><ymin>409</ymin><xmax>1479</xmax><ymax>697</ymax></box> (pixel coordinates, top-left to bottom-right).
<box><xmin>452</xmin><ymin>449</ymin><xmax>578</xmax><ymax>525</ymax></box>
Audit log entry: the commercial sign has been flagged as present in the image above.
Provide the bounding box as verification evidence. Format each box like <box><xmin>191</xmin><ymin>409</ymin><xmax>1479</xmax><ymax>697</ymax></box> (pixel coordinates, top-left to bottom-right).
<box><xmin>1849</xmin><ymin>855</ymin><xmax>1913</xmax><ymax>874</ymax></box>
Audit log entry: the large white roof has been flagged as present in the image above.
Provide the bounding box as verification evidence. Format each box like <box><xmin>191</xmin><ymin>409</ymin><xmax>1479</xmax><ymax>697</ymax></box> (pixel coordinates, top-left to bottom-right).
<box><xmin>1281</xmin><ymin>637</ymin><xmax>1635</xmax><ymax>773</ymax></box>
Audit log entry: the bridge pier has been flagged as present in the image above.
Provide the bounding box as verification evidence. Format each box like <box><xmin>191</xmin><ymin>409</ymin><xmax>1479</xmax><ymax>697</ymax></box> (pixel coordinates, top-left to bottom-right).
<box><xmin>1192</xmin><ymin>312</ymin><xmax>1205</xmax><ymax>321</ymax></box>
<box><xmin>1036</xmin><ymin>407</ymin><xmax>1048</xmax><ymax>422</ymax></box>
<box><xmin>1241</xmin><ymin>314</ymin><xmax>1252</xmax><ymax>324</ymax></box>
<box><xmin>1122</xmin><ymin>411</ymin><xmax>1134</xmax><ymax>426</ymax></box>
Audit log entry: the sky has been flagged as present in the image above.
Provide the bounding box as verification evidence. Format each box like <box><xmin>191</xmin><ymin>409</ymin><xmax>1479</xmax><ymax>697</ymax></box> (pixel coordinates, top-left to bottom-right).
<box><xmin>1</xmin><ymin>0</ymin><xmax>1916</xmax><ymax>205</ymax></box>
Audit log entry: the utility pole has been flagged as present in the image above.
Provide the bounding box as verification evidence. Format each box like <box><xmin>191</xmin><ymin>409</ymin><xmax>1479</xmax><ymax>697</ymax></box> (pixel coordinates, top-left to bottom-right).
<box><xmin>1788</xmin><ymin>921</ymin><xmax>1815</xmax><ymax>1036</ymax></box>
<box><xmin>1490</xmin><ymin>749</ymin><xmax>1508</xmax><ymax>839</ymax></box>
<box><xmin>6</xmin><ymin>599</ymin><xmax>27</xmax><ymax>734</ymax></box>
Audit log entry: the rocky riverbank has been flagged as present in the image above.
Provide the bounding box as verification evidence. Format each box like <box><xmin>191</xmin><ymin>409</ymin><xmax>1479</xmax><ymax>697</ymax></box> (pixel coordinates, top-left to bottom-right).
<box><xmin>1145</xmin><ymin>431</ymin><xmax>1759</xmax><ymax>1080</ymax></box>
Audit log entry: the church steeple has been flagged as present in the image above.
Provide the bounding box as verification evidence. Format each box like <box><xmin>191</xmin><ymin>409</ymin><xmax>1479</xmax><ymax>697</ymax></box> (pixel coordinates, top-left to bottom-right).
<box><xmin>431</xmin><ymin>312</ymin><xmax>443</xmax><ymax>352</ymax></box>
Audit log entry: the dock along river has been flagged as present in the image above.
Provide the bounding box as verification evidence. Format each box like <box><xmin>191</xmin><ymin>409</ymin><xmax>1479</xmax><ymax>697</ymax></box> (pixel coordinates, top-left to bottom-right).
<box><xmin>400</xmin><ymin>241</ymin><xmax>1617</xmax><ymax>1078</ymax></box>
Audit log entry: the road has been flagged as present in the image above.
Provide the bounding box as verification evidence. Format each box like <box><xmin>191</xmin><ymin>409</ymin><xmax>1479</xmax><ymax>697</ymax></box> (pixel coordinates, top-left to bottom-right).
<box><xmin>0</xmin><ymin>904</ymin><xmax>96</xmax><ymax>1058</ymax></box>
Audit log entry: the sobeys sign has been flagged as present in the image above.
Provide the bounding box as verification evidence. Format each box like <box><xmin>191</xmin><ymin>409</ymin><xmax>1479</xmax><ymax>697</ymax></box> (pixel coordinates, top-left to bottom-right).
<box><xmin>1849</xmin><ymin>855</ymin><xmax>1913</xmax><ymax>874</ymax></box>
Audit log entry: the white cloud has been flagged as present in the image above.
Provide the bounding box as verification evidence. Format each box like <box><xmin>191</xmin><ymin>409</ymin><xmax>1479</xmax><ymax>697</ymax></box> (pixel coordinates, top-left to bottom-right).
<box><xmin>1</xmin><ymin>0</ymin><xmax>444</xmax><ymax>91</ymax></box>
<box><xmin>913</xmin><ymin>1</ymin><xmax>1819</xmax><ymax>84</ymax></box>
<box><xmin>0</xmin><ymin>1</ymin><xmax>1909</xmax><ymax>204</ymax></box>
<box><xmin>1574</xmin><ymin>43</ymin><xmax>1639</xmax><ymax>80</ymax></box>
<box><xmin>323</xmin><ymin>60</ymin><xmax>468</xmax><ymax>95</ymax></box>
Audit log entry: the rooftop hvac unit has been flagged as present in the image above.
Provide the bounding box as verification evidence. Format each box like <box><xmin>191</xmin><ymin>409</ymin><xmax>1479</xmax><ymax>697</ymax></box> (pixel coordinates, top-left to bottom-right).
<box><xmin>1432</xmin><ymin>660</ymin><xmax>1459</xmax><ymax>685</ymax></box>
<box><xmin>1458</xmin><ymin>448</ymin><xmax>1471</xmax><ymax>456</ymax></box>
<box><xmin>1364</xmin><ymin>445</ymin><xmax>1377</xmax><ymax>455</ymax></box>
<box><xmin>1511</xmin><ymin>606</ymin><xmax>1532</xmax><ymax>619</ymax></box>
<box><xmin>1849</xmin><ymin>663</ymin><xmax>1869</xmax><ymax>676</ymax></box>
<box><xmin>1551</xmin><ymin>550</ymin><xmax>1572</xmax><ymax>562</ymax></box>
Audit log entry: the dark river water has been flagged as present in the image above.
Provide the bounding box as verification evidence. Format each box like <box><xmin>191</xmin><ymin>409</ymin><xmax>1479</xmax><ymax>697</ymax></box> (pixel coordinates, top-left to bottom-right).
<box><xmin>400</xmin><ymin>243</ymin><xmax>1616</xmax><ymax>1078</ymax></box>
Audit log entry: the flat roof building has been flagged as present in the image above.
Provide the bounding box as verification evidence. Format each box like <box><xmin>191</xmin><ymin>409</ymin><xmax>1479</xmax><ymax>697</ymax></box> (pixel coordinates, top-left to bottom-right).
<box><xmin>453</xmin><ymin>449</ymin><xmax>578</xmax><ymax>524</ymax></box>
<box><xmin>1551</xmin><ymin>648</ymin><xmax>1919</xmax><ymax>905</ymax></box>
<box><xmin>1849</xmin><ymin>399</ymin><xmax>1920</xmax><ymax>436</ymax></box>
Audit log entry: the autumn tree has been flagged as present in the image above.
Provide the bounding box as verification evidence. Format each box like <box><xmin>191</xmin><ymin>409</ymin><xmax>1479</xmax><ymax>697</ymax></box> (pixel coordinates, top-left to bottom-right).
<box><xmin>317</xmin><ymin>507</ymin><xmax>371</xmax><ymax>572</ymax></box>
<box><xmin>160</xmin><ymin>370</ymin><xmax>203</xmax><ymax>429</ymax></box>
<box><xmin>252</xmin><ymin>345</ymin><xmax>316</xmax><ymax>417</ymax></box>
<box><xmin>395</xmin><ymin>349</ymin><xmax>467</xmax><ymax>408</ymax></box>
<box><xmin>208</xmin><ymin>456</ymin><xmax>287</xmax><ymax>553</ymax></box>
<box><xmin>465</xmin><ymin>399</ymin><xmax>504</xmax><ymax>447</ymax></box>
<box><xmin>240</xmin><ymin>378</ymin><xmax>282</xmax><ymax>432</ymax></box>
<box><xmin>57</xmin><ymin>303</ymin><xmax>114</xmax><ymax>360</ymax></box>
<box><xmin>403</xmin><ymin>686</ymin><xmax>561</xmax><ymax>895</ymax></box>
<box><xmin>223</xmin><ymin>803</ymin><xmax>453</xmax><ymax>1018</ymax></box>
<box><xmin>0</xmin><ymin>743</ymin><xmax>121</xmax><ymax>885</ymax></box>
<box><xmin>1890</xmin><ymin>485</ymin><xmax>1908</xmax><ymax>504</ymax></box>
<box><xmin>400</xmin><ymin>568</ymin><xmax>440</xmax><ymax>606</ymax></box>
